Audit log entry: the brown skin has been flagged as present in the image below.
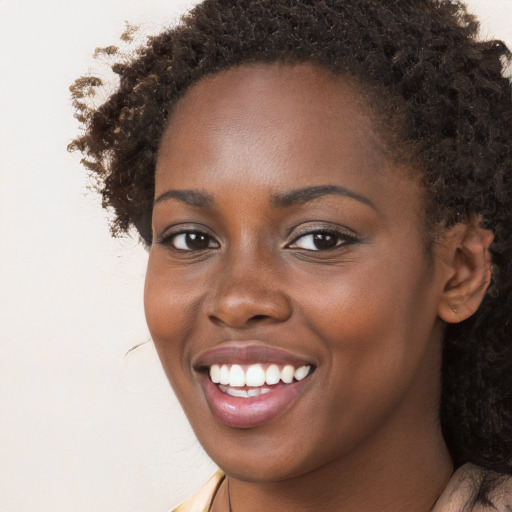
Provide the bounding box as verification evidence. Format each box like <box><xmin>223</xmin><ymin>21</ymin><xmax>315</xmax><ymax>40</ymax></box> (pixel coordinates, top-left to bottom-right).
<box><xmin>145</xmin><ymin>63</ymin><xmax>493</xmax><ymax>512</ymax></box>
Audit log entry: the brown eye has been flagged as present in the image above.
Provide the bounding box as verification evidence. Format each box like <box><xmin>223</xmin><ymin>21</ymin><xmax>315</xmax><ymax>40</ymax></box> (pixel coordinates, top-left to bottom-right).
<box><xmin>169</xmin><ymin>232</ymin><xmax>219</xmax><ymax>251</ymax></box>
<box><xmin>310</xmin><ymin>233</ymin><xmax>339</xmax><ymax>250</ymax></box>
<box><xmin>289</xmin><ymin>229</ymin><xmax>355</xmax><ymax>251</ymax></box>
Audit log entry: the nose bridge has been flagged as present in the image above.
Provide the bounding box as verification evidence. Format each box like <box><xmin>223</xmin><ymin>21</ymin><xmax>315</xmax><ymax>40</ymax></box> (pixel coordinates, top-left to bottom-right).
<box><xmin>207</xmin><ymin>233</ymin><xmax>291</xmax><ymax>328</ymax></box>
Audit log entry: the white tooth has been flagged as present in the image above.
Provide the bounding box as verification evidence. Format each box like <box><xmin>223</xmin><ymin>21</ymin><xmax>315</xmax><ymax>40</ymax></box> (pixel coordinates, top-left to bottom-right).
<box><xmin>245</xmin><ymin>364</ymin><xmax>266</xmax><ymax>387</ymax></box>
<box><xmin>294</xmin><ymin>365</ymin><xmax>311</xmax><ymax>381</ymax></box>
<box><xmin>265</xmin><ymin>364</ymin><xmax>281</xmax><ymax>385</ymax></box>
<box><xmin>228</xmin><ymin>364</ymin><xmax>246</xmax><ymax>387</ymax></box>
<box><xmin>210</xmin><ymin>364</ymin><xmax>221</xmax><ymax>384</ymax></box>
<box><xmin>226</xmin><ymin>387</ymin><xmax>249</xmax><ymax>398</ymax></box>
<box><xmin>281</xmin><ymin>365</ymin><xmax>295</xmax><ymax>384</ymax></box>
<box><xmin>247</xmin><ymin>386</ymin><xmax>271</xmax><ymax>397</ymax></box>
<box><xmin>219</xmin><ymin>364</ymin><xmax>230</xmax><ymax>385</ymax></box>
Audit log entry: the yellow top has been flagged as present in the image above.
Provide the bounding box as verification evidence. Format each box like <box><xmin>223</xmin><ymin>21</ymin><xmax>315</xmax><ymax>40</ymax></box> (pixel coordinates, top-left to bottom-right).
<box><xmin>171</xmin><ymin>464</ymin><xmax>511</xmax><ymax>512</ymax></box>
<box><xmin>172</xmin><ymin>470</ymin><xmax>225</xmax><ymax>512</ymax></box>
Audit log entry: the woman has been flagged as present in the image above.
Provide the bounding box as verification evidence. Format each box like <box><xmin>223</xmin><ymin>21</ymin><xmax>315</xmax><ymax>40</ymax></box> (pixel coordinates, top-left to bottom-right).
<box><xmin>70</xmin><ymin>0</ymin><xmax>512</xmax><ymax>510</ymax></box>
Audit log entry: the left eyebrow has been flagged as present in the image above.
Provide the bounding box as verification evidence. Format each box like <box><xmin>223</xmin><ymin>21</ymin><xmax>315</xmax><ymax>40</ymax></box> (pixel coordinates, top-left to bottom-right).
<box><xmin>154</xmin><ymin>189</ymin><xmax>214</xmax><ymax>207</ymax></box>
<box><xmin>271</xmin><ymin>185</ymin><xmax>376</xmax><ymax>211</ymax></box>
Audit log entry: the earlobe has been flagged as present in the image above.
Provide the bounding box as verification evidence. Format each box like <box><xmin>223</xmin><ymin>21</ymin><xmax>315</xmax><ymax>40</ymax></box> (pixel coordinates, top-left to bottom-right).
<box><xmin>437</xmin><ymin>220</ymin><xmax>494</xmax><ymax>324</ymax></box>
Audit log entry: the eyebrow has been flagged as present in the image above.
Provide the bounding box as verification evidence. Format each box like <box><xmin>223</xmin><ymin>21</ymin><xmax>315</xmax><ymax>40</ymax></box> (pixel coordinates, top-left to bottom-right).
<box><xmin>154</xmin><ymin>189</ymin><xmax>214</xmax><ymax>207</ymax></box>
<box><xmin>271</xmin><ymin>185</ymin><xmax>376</xmax><ymax>210</ymax></box>
<box><xmin>154</xmin><ymin>184</ymin><xmax>375</xmax><ymax>211</ymax></box>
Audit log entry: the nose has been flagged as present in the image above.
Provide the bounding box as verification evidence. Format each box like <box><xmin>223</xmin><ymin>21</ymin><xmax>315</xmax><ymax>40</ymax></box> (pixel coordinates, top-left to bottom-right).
<box><xmin>207</xmin><ymin>254</ymin><xmax>292</xmax><ymax>329</ymax></box>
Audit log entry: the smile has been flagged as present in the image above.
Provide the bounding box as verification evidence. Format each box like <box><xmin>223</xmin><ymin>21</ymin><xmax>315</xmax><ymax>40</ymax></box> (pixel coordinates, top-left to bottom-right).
<box><xmin>195</xmin><ymin>344</ymin><xmax>316</xmax><ymax>428</ymax></box>
<box><xmin>210</xmin><ymin>363</ymin><xmax>312</xmax><ymax>391</ymax></box>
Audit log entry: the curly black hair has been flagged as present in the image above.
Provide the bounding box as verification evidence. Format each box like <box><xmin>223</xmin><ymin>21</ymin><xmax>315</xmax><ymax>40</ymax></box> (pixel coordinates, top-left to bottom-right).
<box><xmin>69</xmin><ymin>0</ymin><xmax>512</xmax><ymax>502</ymax></box>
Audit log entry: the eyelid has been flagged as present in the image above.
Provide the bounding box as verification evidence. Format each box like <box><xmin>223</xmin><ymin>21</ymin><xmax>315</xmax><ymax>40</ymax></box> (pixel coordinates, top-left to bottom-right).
<box><xmin>155</xmin><ymin>223</ymin><xmax>220</xmax><ymax>248</ymax></box>
<box><xmin>285</xmin><ymin>223</ymin><xmax>359</xmax><ymax>250</ymax></box>
<box><xmin>287</xmin><ymin>222</ymin><xmax>358</xmax><ymax>240</ymax></box>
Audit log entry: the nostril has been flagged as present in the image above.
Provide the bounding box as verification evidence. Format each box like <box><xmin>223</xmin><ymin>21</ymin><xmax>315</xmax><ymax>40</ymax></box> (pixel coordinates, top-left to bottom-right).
<box><xmin>208</xmin><ymin>313</ymin><xmax>273</xmax><ymax>327</ymax></box>
<box><xmin>249</xmin><ymin>314</ymin><xmax>271</xmax><ymax>322</ymax></box>
<box><xmin>208</xmin><ymin>315</ymin><xmax>225</xmax><ymax>327</ymax></box>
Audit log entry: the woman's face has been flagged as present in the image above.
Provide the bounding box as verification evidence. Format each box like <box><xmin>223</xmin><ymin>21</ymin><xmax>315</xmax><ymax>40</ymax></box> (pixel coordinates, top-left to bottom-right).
<box><xmin>145</xmin><ymin>63</ymin><xmax>448</xmax><ymax>482</ymax></box>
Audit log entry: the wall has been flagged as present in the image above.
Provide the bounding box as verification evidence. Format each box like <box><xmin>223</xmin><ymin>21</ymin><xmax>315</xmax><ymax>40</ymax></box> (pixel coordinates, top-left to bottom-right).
<box><xmin>0</xmin><ymin>1</ymin><xmax>510</xmax><ymax>510</ymax></box>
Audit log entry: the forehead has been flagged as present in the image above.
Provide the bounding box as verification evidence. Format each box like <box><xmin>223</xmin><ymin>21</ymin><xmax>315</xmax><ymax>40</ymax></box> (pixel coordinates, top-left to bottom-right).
<box><xmin>155</xmin><ymin>62</ymin><xmax>417</xmax><ymax>212</ymax></box>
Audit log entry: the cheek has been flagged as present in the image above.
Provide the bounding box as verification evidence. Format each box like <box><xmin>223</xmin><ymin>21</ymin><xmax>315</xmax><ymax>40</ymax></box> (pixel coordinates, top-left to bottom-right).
<box><xmin>143</xmin><ymin>252</ymin><xmax>203</xmax><ymax>392</ymax></box>
<box><xmin>298</xmin><ymin>249</ymin><xmax>437</xmax><ymax>405</ymax></box>
<box><xmin>144</xmin><ymin>250</ymin><xmax>207</xmax><ymax>329</ymax></box>
<box><xmin>299</xmin><ymin>253</ymin><xmax>427</xmax><ymax>341</ymax></box>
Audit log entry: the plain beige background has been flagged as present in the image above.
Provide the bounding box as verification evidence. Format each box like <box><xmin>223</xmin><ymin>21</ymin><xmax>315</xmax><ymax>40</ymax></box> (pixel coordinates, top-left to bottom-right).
<box><xmin>0</xmin><ymin>0</ymin><xmax>510</xmax><ymax>510</ymax></box>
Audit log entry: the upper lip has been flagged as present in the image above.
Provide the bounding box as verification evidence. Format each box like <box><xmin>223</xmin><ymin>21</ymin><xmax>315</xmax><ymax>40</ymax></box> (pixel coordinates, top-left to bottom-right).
<box><xmin>193</xmin><ymin>342</ymin><xmax>315</xmax><ymax>370</ymax></box>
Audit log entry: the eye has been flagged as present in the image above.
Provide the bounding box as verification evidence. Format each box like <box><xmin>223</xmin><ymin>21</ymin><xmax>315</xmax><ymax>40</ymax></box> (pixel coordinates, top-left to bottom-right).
<box><xmin>288</xmin><ymin>229</ymin><xmax>356</xmax><ymax>251</ymax></box>
<box><xmin>158</xmin><ymin>230</ymin><xmax>220</xmax><ymax>251</ymax></box>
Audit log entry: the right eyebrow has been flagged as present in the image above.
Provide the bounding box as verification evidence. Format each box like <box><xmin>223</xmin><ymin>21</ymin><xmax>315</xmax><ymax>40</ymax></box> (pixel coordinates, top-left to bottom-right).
<box><xmin>154</xmin><ymin>189</ymin><xmax>214</xmax><ymax>207</ymax></box>
<box><xmin>271</xmin><ymin>185</ymin><xmax>376</xmax><ymax>211</ymax></box>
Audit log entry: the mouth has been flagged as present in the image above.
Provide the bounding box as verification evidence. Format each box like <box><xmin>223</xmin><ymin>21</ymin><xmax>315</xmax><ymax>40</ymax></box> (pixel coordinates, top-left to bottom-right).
<box><xmin>194</xmin><ymin>343</ymin><xmax>316</xmax><ymax>428</ymax></box>
<box><xmin>210</xmin><ymin>362</ymin><xmax>312</xmax><ymax>397</ymax></box>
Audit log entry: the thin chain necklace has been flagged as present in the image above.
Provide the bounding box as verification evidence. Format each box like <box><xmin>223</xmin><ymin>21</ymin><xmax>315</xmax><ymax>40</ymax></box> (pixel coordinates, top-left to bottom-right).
<box><xmin>227</xmin><ymin>478</ymin><xmax>233</xmax><ymax>512</ymax></box>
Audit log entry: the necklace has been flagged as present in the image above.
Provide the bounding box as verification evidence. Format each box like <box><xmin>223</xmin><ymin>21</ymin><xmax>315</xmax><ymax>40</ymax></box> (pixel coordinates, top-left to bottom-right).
<box><xmin>227</xmin><ymin>478</ymin><xmax>233</xmax><ymax>512</ymax></box>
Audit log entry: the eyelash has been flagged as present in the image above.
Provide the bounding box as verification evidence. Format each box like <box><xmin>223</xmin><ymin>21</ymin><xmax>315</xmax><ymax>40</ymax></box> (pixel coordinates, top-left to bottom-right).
<box><xmin>286</xmin><ymin>226</ymin><xmax>358</xmax><ymax>252</ymax></box>
<box><xmin>156</xmin><ymin>228</ymin><xmax>220</xmax><ymax>252</ymax></box>
<box><xmin>157</xmin><ymin>224</ymin><xmax>358</xmax><ymax>253</ymax></box>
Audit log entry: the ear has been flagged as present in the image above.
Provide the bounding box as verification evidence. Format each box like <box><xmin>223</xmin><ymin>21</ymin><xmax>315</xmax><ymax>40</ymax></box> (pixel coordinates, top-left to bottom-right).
<box><xmin>437</xmin><ymin>219</ymin><xmax>494</xmax><ymax>324</ymax></box>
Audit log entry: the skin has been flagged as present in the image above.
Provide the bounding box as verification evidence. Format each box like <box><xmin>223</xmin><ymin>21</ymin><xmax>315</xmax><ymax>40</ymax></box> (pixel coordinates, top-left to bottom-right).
<box><xmin>144</xmin><ymin>63</ymin><xmax>491</xmax><ymax>511</ymax></box>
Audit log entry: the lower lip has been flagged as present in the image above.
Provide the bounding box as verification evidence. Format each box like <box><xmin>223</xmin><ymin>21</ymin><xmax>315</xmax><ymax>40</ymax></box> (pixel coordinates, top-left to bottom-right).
<box><xmin>199</xmin><ymin>373</ymin><xmax>311</xmax><ymax>429</ymax></box>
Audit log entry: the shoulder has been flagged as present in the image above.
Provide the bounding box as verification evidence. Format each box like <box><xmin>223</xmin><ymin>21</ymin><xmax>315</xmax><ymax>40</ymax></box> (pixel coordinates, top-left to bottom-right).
<box><xmin>171</xmin><ymin>470</ymin><xmax>225</xmax><ymax>512</ymax></box>
<box><xmin>433</xmin><ymin>464</ymin><xmax>512</xmax><ymax>512</ymax></box>
<box><xmin>487</xmin><ymin>470</ymin><xmax>512</xmax><ymax>512</ymax></box>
